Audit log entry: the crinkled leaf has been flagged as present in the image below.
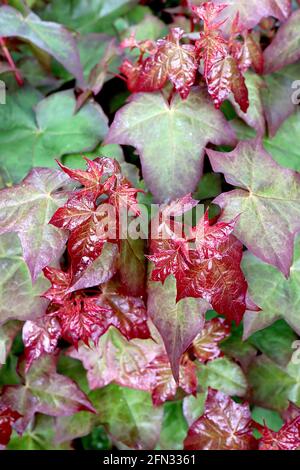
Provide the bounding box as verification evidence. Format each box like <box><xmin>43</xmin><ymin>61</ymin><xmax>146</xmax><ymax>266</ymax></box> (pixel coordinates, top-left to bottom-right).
<box><xmin>106</xmin><ymin>89</ymin><xmax>236</xmax><ymax>202</ymax></box>
<box><xmin>191</xmin><ymin>318</ymin><xmax>230</xmax><ymax>363</ymax></box>
<box><xmin>0</xmin><ymin>6</ymin><xmax>84</xmax><ymax>85</ymax></box>
<box><xmin>150</xmin><ymin>353</ymin><xmax>197</xmax><ymax>406</ymax></box>
<box><xmin>121</xmin><ymin>28</ymin><xmax>198</xmax><ymax>99</ymax></box>
<box><xmin>22</xmin><ymin>317</ymin><xmax>61</xmax><ymax>371</ymax></box>
<box><xmin>0</xmin><ymin>405</ymin><xmax>21</xmax><ymax>446</ymax></box>
<box><xmin>184</xmin><ymin>388</ymin><xmax>256</xmax><ymax>450</ymax></box>
<box><xmin>258</xmin><ymin>416</ymin><xmax>300</xmax><ymax>450</ymax></box>
<box><xmin>208</xmin><ymin>139</ymin><xmax>300</xmax><ymax>276</ymax></box>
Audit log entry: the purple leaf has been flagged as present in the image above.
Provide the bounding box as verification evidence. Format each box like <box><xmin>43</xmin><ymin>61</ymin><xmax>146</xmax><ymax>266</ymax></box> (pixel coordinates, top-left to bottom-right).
<box><xmin>207</xmin><ymin>138</ymin><xmax>300</xmax><ymax>276</ymax></box>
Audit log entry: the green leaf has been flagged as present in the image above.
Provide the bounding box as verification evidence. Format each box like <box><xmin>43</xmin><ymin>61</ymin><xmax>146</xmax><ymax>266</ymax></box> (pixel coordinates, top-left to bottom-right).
<box><xmin>183</xmin><ymin>392</ymin><xmax>206</xmax><ymax>426</ymax></box>
<box><xmin>249</xmin><ymin>320</ymin><xmax>297</xmax><ymax>366</ymax></box>
<box><xmin>197</xmin><ymin>357</ymin><xmax>248</xmax><ymax>397</ymax></box>
<box><xmin>106</xmin><ymin>89</ymin><xmax>236</xmax><ymax>202</ymax></box>
<box><xmin>0</xmin><ymin>88</ymin><xmax>108</xmax><ymax>183</ymax></box>
<box><xmin>91</xmin><ymin>384</ymin><xmax>163</xmax><ymax>450</ymax></box>
<box><xmin>247</xmin><ymin>355</ymin><xmax>295</xmax><ymax>411</ymax></box>
<box><xmin>251</xmin><ymin>406</ymin><xmax>283</xmax><ymax>432</ymax></box>
<box><xmin>7</xmin><ymin>415</ymin><xmax>71</xmax><ymax>450</ymax></box>
<box><xmin>242</xmin><ymin>239</ymin><xmax>300</xmax><ymax>337</ymax></box>
<box><xmin>221</xmin><ymin>324</ymin><xmax>257</xmax><ymax>370</ymax></box>
<box><xmin>0</xmin><ymin>5</ymin><xmax>84</xmax><ymax>85</ymax></box>
<box><xmin>193</xmin><ymin>173</ymin><xmax>222</xmax><ymax>201</ymax></box>
<box><xmin>41</xmin><ymin>0</ymin><xmax>139</xmax><ymax>34</ymax></box>
<box><xmin>0</xmin><ymin>234</ymin><xmax>48</xmax><ymax>325</ymax></box>
<box><xmin>156</xmin><ymin>402</ymin><xmax>188</xmax><ymax>450</ymax></box>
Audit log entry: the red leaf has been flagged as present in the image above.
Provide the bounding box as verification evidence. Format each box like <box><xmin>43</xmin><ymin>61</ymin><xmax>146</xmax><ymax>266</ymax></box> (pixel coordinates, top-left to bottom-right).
<box><xmin>42</xmin><ymin>267</ymin><xmax>72</xmax><ymax>304</ymax></box>
<box><xmin>67</xmin><ymin>214</ymin><xmax>107</xmax><ymax>277</ymax></box>
<box><xmin>57</xmin><ymin>158</ymin><xmax>121</xmax><ymax>199</ymax></box>
<box><xmin>49</xmin><ymin>192</ymin><xmax>97</xmax><ymax>232</ymax></box>
<box><xmin>148</xmin><ymin>207</ymin><xmax>248</xmax><ymax>323</ymax></box>
<box><xmin>0</xmin><ymin>406</ymin><xmax>21</xmax><ymax>446</ymax></box>
<box><xmin>22</xmin><ymin>317</ymin><xmax>61</xmax><ymax>371</ymax></box>
<box><xmin>184</xmin><ymin>388</ymin><xmax>256</xmax><ymax>450</ymax></box>
<box><xmin>54</xmin><ymin>295</ymin><xmax>109</xmax><ymax>347</ymax></box>
<box><xmin>97</xmin><ymin>284</ymin><xmax>151</xmax><ymax>341</ymax></box>
<box><xmin>191</xmin><ymin>317</ymin><xmax>230</xmax><ymax>362</ymax></box>
<box><xmin>193</xmin><ymin>2</ymin><xmax>249</xmax><ymax>112</ymax></box>
<box><xmin>206</xmin><ymin>55</ymin><xmax>249</xmax><ymax>112</ymax></box>
<box><xmin>258</xmin><ymin>416</ymin><xmax>300</xmax><ymax>450</ymax></box>
<box><xmin>150</xmin><ymin>353</ymin><xmax>197</xmax><ymax>406</ymax></box>
<box><xmin>147</xmin><ymin>239</ymin><xmax>190</xmax><ymax>284</ymax></box>
<box><xmin>176</xmin><ymin>236</ymin><xmax>247</xmax><ymax>324</ymax></box>
<box><xmin>121</xmin><ymin>28</ymin><xmax>198</xmax><ymax>99</ymax></box>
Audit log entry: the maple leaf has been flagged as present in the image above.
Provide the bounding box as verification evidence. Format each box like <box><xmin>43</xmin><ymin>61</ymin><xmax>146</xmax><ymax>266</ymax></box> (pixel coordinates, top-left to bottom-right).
<box><xmin>184</xmin><ymin>388</ymin><xmax>256</xmax><ymax>450</ymax></box>
<box><xmin>97</xmin><ymin>283</ymin><xmax>151</xmax><ymax>341</ymax></box>
<box><xmin>191</xmin><ymin>317</ymin><xmax>230</xmax><ymax>362</ymax></box>
<box><xmin>192</xmin><ymin>3</ymin><xmax>249</xmax><ymax>112</ymax></box>
<box><xmin>148</xmin><ymin>274</ymin><xmax>208</xmax><ymax>381</ymax></box>
<box><xmin>68</xmin><ymin>328</ymin><xmax>159</xmax><ymax>391</ymax></box>
<box><xmin>195</xmin><ymin>0</ymin><xmax>291</xmax><ymax>35</ymax></box>
<box><xmin>239</xmin><ymin>32</ymin><xmax>264</xmax><ymax>75</ymax></box>
<box><xmin>121</xmin><ymin>27</ymin><xmax>198</xmax><ymax>99</ymax></box>
<box><xmin>49</xmin><ymin>192</ymin><xmax>97</xmax><ymax>232</ymax></box>
<box><xmin>148</xmin><ymin>208</ymin><xmax>248</xmax><ymax>323</ymax></box>
<box><xmin>0</xmin><ymin>406</ymin><xmax>21</xmax><ymax>446</ymax></box>
<box><xmin>242</xmin><ymin>240</ymin><xmax>300</xmax><ymax>338</ymax></box>
<box><xmin>207</xmin><ymin>138</ymin><xmax>300</xmax><ymax>276</ymax></box>
<box><xmin>257</xmin><ymin>416</ymin><xmax>300</xmax><ymax>450</ymax></box>
<box><xmin>42</xmin><ymin>266</ymin><xmax>72</xmax><ymax>304</ymax></box>
<box><xmin>150</xmin><ymin>353</ymin><xmax>197</xmax><ymax>406</ymax></box>
<box><xmin>56</xmin><ymin>157</ymin><xmax>122</xmax><ymax>199</ymax></box>
<box><xmin>22</xmin><ymin>317</ymin><xmax>61</xmax><ymax>371</ymax></box>
<box><xmin>0</xmin><ymin>356</ymin><xmax>95</xmax><ymax>433</ymax></box>
<box><xmin>147</xmin><ymin>238</ymin><xmax>190</xmax><ymax>284</ymax></box>
<box><xmin>176</xmin><ymin>236</ymin><xmax>248</xmax><ymax>324</ymax></box>
<box><xmin>54</xmin><ymin>295</ymin><xmax>109</xmax><ymax>347</ymax></box>
<box><xmin>0</xmin><ymin>168</ymin><xmax>71</xmax><ymax>281</ymax></box>
<box><xmin>106</xmin><ymin>89</ymin><xmax>236</xmax><ymax>203</ymax></box>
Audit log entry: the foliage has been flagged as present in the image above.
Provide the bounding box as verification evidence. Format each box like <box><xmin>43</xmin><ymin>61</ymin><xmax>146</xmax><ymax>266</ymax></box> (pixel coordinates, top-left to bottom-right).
<box><xmin>0</xmin><ymin>0</ymin><xmax>300</xmax><ymax>451</ymax></box>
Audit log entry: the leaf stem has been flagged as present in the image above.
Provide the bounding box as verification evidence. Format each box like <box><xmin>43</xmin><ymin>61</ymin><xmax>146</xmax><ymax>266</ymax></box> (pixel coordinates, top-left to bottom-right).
<box><xmin>0</xmin><ymin>37</ymin><xmax>23</xmax><ymax>86</ymax></box>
